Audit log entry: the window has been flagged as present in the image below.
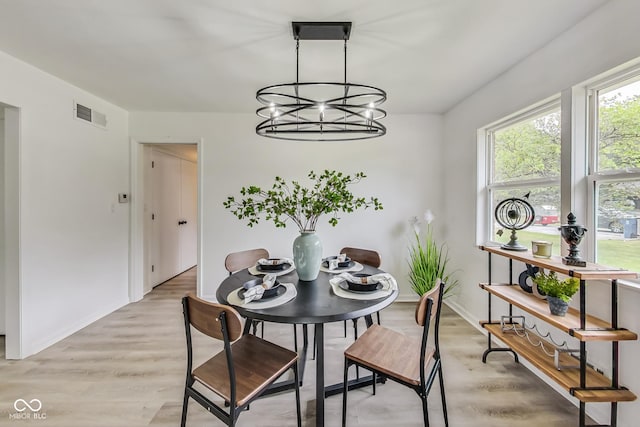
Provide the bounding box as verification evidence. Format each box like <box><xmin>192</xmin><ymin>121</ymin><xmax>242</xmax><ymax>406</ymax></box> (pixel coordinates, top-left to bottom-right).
<box><xmin>589</xmin><ymin>76</ymin><xmax>640</xmax><ymax>273</ymax></box>
<box><xmin>485</xmin><ymin>101</ymin><xmax>562</xmax><ymax>255</ymax></box>
<box><xmin>480</xmin><ymin>63</ymin><xmax>640</xmax><ymax>281</ymax></box>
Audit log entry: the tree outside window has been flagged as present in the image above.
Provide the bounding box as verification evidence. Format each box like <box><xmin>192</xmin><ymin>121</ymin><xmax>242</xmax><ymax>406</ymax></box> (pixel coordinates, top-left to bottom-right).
<box><xmin>592</xmin><ymin>78</ymin><xmax>640</xmax><ymax>273</ymax></box>
<box><xmin>487</xmin><ymin>103</ymin><xmax>561</xmax><ymax>254</ymax></box>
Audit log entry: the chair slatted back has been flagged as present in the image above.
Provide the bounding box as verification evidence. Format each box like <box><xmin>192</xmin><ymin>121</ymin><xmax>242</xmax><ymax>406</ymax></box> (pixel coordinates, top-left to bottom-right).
<box><xmin>415</xmin><ymin>279</ymin><xmax>443</xmax><ymax>326</ymax></box>
<box><xmin>184</xmin><ymin>294</ymin><xmax>243</xmax><ymax>342</ymax></box>
<box><xmin>225</xmin><ymin>248</ymin><xmax>269</xmax><ymax>274</ymax></box>
<box><xmin>340</xmin><ymin>247</ymin><xmax>381</xmax><ymax>268</ymax></box>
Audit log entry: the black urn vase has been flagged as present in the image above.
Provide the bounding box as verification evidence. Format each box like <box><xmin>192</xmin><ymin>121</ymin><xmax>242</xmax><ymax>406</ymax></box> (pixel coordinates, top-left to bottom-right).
<box><xmin>559</xmin><ymin>212</ymin><xmax>587</xmax><ymax>267</ymax></box>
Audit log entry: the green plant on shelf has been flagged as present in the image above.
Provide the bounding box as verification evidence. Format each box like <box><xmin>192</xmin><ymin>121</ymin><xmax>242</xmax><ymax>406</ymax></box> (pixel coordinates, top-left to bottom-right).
<box><xmin>532</xmin><ymin>270</ymin><xmax>580</xmax><ymax>303</ymax></box>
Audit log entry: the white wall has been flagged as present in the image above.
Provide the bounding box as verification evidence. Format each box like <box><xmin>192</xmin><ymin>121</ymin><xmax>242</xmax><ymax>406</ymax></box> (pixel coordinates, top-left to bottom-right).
<box><xmin>129</xmin><ymin>112</ymin><xmax>444</xmax><ymax>301</ymax></box>
<box><xmin>0</xmin><ymin>50</ymin><xmax>130</xmax><ymax>358</ymax></box>
<box><xmin>0</xmin><ymin>108</ymin><xmax>5</xmax><ymax>335</ymax></box>
<box><xmin>443</xmin><ymin>1</ymin><xmax>640</xmax><ymax>425</ymax></box>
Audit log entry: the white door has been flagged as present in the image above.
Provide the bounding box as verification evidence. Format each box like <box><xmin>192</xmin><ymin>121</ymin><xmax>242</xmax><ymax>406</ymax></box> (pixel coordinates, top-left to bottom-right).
<box><xmin>151</xmin><ymin>150</ymin><xmax>181</xmax><ymax>285</ymax></box>
<box><xmin>179</xmin><ymin>159</ymin><xmax>197</xmax><ymax>271</ymax></box>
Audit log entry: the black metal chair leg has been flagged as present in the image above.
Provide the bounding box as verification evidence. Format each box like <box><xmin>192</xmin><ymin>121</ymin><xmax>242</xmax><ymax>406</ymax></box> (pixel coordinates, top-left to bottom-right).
<box><xmin>422</xmin><ymin>395</ymin><xmax>430</xmax><ymax>427</ymax></box>
<box><xmin>180</xmin><ymin>391</ymin><xmax>189</xmax><ymax>427</ymax></box>
<box><xmin>353</xmin><ymin>319</ymin><xmax>360</xmax><ymax>379</ymax></box>
<box><xmin>438</xmin><ymin>364</ymin><xmax>449</xmax><ymax>427</ymax></box>
<box><xmin>342</xmin><ymin>359</ymin><xmax>349</xmax><ymax>427</ymax></box>
<box><xmin>312</xmin><ymin>328</ymin><xmax>316</xmax><ymax>360</ymax></box>
<box><xmin>293</xmin><ymin>364</ymin><xmax>302</xmax><ymax>427</ymax></box>
<box><xmin>372</xmin><ymin>371</ymin><xmax>376</xmax><ymax>395</ymax></box>
<box><xmin>376</xmin><ymin>311</ymin><xmax>381</xmax><ymax>325</ymax></box>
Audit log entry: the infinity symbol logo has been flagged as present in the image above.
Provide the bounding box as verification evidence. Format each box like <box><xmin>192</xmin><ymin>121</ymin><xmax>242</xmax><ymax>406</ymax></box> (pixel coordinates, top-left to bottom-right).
<box><xmin>14</xmin><ymin>398</ymin><xmax>42</xmax><ymax>412</ymax></box>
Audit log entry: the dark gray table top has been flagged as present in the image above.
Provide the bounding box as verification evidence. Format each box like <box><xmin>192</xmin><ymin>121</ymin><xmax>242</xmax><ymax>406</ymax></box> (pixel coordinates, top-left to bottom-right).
<box><xmin>216</xmin><ymin>266</ymin><xmax>398</xmax><ymax>324</ymax></box>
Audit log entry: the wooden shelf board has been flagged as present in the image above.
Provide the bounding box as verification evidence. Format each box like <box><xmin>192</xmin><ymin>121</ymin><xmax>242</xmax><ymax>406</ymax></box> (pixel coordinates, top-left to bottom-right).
<box><xmin>483</xmin><ymin>324</ymin><xmax>636</xmax><ymax>402</ymax></box>
<box><xmin>480</xmin><ymin>246</ymin><xmax>638</xmax><ymax>280</ymax></box>
<box><xmin>479</xmin><ymin>283</ymin><xmax>637</xmax><ymax>341</ymax></box>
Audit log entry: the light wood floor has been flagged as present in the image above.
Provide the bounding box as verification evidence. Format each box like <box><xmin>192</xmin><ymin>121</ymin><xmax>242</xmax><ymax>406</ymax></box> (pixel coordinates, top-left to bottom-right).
<box><xmin>0</xmin><ymin>267</ymin><xmax>587</xmax><ymax>426</ymax></box>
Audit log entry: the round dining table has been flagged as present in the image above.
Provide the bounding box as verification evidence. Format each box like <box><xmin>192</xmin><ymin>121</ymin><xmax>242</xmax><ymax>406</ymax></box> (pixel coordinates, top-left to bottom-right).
<box><xmin>216</xmin><ymin>265</ymin><xmax>398</xmax><ymax>427</ymax></box>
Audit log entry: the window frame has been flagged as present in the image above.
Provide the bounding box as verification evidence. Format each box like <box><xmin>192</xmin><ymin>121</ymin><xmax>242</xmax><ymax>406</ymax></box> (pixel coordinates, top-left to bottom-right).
<box><xmin>586</xmin><ymin>69</ymin><xmax>640</xmax><ymax>274</ymax></box>
<box><xmin>478</xmin><ymin>62</ymin><xmax>640</xmax><ymax>286</ymax></box>
<box><xmin>479</xmin><ymin>97</ymin><xmax>561</xmax><ymax>245</ymax></box>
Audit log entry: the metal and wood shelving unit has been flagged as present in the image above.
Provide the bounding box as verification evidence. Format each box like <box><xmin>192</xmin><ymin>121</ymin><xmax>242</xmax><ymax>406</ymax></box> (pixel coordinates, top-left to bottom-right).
<box><xmin>479</xmin><ymin>245</ymin><xmax>637</xmax><ymax>427</ymax></box>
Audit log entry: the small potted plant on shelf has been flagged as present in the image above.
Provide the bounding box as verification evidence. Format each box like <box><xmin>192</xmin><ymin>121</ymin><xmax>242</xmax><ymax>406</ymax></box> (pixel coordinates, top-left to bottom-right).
<box><xmin>532</xmin><ymin>270</ymin><xmax>580</xmax><ymax>316</ymax></box>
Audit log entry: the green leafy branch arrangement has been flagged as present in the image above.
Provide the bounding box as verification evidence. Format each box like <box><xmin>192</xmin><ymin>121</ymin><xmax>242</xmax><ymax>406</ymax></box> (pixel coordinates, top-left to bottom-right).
<box><xmin>223</xmin><ymin>170</ymin><xmax>383</xmax><ymax>232</ymax></box>
<box><xmin>533</xmin><ymin>270</ymin><xmax>580</xmax><ymax>302</ymax></box>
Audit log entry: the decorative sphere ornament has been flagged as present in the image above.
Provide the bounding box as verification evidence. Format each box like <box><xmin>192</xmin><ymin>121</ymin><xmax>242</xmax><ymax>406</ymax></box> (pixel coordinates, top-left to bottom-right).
<box><xmin>495</xmin><ymin>197</ymin><xmax>535</xmax><ymax>251</ymax></box>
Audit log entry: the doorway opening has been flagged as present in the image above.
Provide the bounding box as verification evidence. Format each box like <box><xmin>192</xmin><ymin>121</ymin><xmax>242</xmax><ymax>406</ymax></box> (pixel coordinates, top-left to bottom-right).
<box><xmin>146</xmin><ymin>144</ymin><xmax>198</xmax><ymax>291</ymax></box>
<box><xmin>129</xmin><ymin>139</ymin><xmax>202</xmax><ymax>302</ymax></box>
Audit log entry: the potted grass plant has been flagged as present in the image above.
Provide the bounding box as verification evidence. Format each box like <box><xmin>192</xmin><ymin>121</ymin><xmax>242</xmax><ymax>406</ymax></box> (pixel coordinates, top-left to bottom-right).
<box><xmin>532</xmin><ymin>270</ymin><xmax>580</xmax><ymax>316</ymax></box>
<box><xmin>407</xmin><ymin>211</ymin><xmax>459</xmax><ymax>297</ymax></box>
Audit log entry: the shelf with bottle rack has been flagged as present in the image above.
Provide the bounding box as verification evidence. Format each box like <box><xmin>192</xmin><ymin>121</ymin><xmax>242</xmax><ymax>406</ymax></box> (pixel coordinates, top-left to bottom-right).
<box><xmin>479</xmin><ymin>245</ymin><xmax>637</xmax><ymax>426</ymax></box>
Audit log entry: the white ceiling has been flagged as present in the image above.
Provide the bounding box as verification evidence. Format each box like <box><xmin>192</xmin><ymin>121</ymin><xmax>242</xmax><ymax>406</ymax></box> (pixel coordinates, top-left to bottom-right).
<box><xmin>0</xmin><ymin>0</ymin><xmax>606</xmax><ymax>114</ymax></box>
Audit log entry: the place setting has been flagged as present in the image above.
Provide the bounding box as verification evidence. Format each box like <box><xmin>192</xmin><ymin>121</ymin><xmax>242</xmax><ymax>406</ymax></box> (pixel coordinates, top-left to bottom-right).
<box><xmin>329</xmin><ymin>271</ymin><xmax>397</xmax><ymax>300</ymax></box>
<box><xmin>226</xmin><ymin>273</ymin><xmax>297</xmax><ymax>309</ymax></box>
<box><xmin>319</xmin><ymin>254</ymin><xmax>364</xmax><ymax>274</ymax></box>
<box><xmin>247</xmin><ymin>257</ymin><xmax>296</xmax><ymax>276</ymax></box>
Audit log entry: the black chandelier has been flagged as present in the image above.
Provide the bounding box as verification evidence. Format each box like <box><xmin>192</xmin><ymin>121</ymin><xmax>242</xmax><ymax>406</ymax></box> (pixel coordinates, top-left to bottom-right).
<box><xmin>256</xmin><ymin>22</ymin><xmax>387</xmax><ymax>141</ymax></box>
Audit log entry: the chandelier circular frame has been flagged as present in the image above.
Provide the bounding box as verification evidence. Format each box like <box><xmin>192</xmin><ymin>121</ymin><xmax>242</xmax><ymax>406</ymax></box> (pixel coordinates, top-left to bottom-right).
<box><xmin>256</xmin><ymin>82</ymin><xmax>387</xmax><ymax>141</ymax></box>
<box><xmin>255</xmin><ymin>22</ymin><xmax>387</xmax><ymax>142</ymax></box>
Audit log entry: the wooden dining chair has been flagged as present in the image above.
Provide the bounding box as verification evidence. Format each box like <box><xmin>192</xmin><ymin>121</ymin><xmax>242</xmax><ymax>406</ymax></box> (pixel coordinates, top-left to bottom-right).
<box><xmin>181</xmin><ymin>294</ymin><xmax>302</xmax><ymax>427</ymax></box>
<box><xmin>224</xmin><ymin>248</ymin><xmax>300</xmax><ymax>350</ymax></box>
<box><xmin>224</xmin><ymin>248</ymin><xmax>269</xmax><ymax>336</ymax></box>
<box><xmin>340</xmin><ymin>247</ymin><xmax>383</xmax><ymax>339</ymax></box>
<box><xmin>224</xmin><ymin>248</ymin><xmax>269</xmax><ymax>275</ymax></box>
<box><xmin>341</xmin><ymin>280</ymin><xmax>448</xmax><ymax>427</ymax></box>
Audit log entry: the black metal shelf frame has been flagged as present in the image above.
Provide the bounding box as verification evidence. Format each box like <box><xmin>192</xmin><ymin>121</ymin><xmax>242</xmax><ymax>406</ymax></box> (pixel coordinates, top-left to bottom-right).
<box><xmin>481</xmin><ymin>251</ymin><xmax>623</xmax><ymax>427</ymax></box>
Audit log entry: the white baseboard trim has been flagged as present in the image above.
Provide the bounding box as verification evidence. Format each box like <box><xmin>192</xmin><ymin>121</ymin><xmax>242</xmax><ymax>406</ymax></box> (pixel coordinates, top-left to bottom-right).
<box><xmin>444</xmin><ymin>300</ymin><xmax>609</xmax><ymax>426</ymax></box>
<box><xmin>395</xmin><ymin>294</ymin><xmax>420</xmax><ymax>303</ymax></box>
<box><xmin>24</xmin><ymin>297</ymin><xmax>129</xmax><ymax>358</ymax></box>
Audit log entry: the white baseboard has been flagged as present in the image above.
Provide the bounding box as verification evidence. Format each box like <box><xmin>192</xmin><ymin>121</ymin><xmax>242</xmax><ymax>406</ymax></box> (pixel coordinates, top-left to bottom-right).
<box><xmin>24</xmin><ymin>298</ymin><xmax>129</xmax><ymax>358</ymax></box>
<box><xmin>444</xmin><ymin>300</ymin><xmax>609</xmax><ymax>426</ymax></box>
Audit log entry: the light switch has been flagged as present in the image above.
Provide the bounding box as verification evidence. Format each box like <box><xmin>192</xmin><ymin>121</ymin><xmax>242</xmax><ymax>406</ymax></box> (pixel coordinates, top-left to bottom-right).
<box><xmin>118</xmin><ymin>193</ymin><xmax>129</xmax><ymax>203</ymax></box>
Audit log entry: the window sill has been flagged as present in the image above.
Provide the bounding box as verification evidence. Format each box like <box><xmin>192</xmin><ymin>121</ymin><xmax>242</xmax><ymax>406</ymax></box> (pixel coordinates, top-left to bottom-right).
<box><xmin>618</xmin><ymin>278</ymin><xmax>640</xmax><ymax>293</ymax></box>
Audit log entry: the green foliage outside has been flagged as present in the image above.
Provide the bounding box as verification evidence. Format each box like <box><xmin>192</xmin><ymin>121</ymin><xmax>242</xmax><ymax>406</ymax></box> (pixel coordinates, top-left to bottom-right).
<box><xmin>493</xmin><ymin>91</ymin><xmax>640</xmax><ymax>211</ymax></box>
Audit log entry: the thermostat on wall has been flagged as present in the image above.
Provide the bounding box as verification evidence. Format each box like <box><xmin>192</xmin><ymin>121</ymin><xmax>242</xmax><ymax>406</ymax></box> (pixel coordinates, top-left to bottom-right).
<box><xmin>118</xmin><ymin>193</ymin><xmax>129</xmax><ymax>203</ymax></box>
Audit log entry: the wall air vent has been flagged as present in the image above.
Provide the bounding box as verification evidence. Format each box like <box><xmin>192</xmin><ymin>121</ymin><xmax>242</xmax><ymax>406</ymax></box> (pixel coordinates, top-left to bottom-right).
<box><xmin>74</xmin><ymin>101</ymin><xmax>107</xmax><ymax>129</ymax></box>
